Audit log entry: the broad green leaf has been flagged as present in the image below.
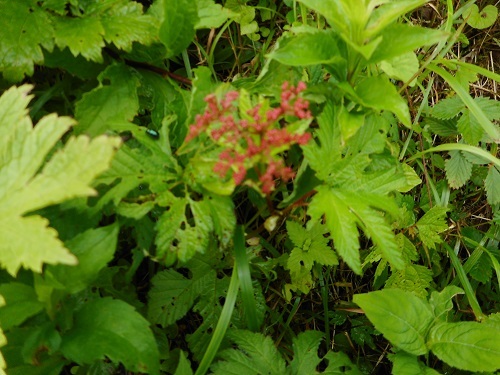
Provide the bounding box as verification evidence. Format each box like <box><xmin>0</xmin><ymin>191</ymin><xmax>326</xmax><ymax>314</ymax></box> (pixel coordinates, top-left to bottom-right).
<box><xmin>225</xmin><ymin>0</ymin><xmax>259</xmax><ymax>36</ymax></box>
<box><xmin>174</xmin><ymin>351</ymin><xmax>193</xmax><ymax>375</ymax></box>
<box><xmin>416</xmin><ymin>206</ymin><xmax>449</xmax><ymax>250</ymax></box>
<box><xmin>60</xmin><ymin>298</ymin><xmax>159</xmax><ymax>374</ymax></box>
<box><xmin>297</xmin><ymin>0</ymin><xmax>350</xmax><ymax>36</ymax></box>
<box><xmin>354</xmin><ymin>289</ymin><xmax>433</xmax><ymax>355</ymax></box>
<box><xmin>74</xmin><ymin>63</ymin><xmax>139</xmax><ymax>136</ymax></box>
<box><xmin>385</xmin><ymin>264</ymin><xmax>433</xmax><ymax>298</ymax></box>
<box><xmin>389</xmin><ymin>351</ymin><xmax>441</xmax><ymax>375</ymax></box>
<box><xmin>0</xmin><ymin>283</ymin><xmax>43</xmax><ymax>330</ymax></box>
<box><xmin>0</xmin><ymin>85</ymin><xmax>120</xmax><ymax>275</ymax></box>
<box><xmin>355</xmin><ymin>75</ymin><xmax>411</xmax><ymax>127</ymax></box>
<box><xmin>369</xmin><ymin>24</ymin><xmax>447</xmax><ymax>64</ymax></box>
<box><xmin>160</xmin><ymin>0</ymin><xmax>198</xmax><ymax>58</ymax></box>
<box><xmin>338</xmin><ymin>107</ymin><xmax>365</xmax><ymax>142</ymax></box>
<box><xmin>195</xmin><ymin>0</ymin><xmax>232</xmax><ymax>29</ymax></box>
<box><xmin>379</xmin><ymin>52</ymin><xmax>419</xmax><ymax>86</ymax></box>
<box><xmin>485</xmin><ymin>166</ymin><xmax>500</xmax><ymax>205</ymax></box>
<box><xmin>445</xmin><ymin>150</ymin><xmax>472</xmax><ymax>189</ymax></box>
<box><xmin>210</xmin><ymin>330</ymin><xmax>286</xmax><ymax>375</ymax></box>
<box><xmin>268</xmin><ymin>30</ymin><xmax>342</xmax><ymax>66</ymax></box>
<box><xmin>0</xmin><ymin>0</ymin><xmax>54</xmax><ymax>81</ymax></box>
<box><xmin>309</xmin><ymin>187</ymin><xmax>361</xmax><ymax>274</ymax></box>
<box><xmin>54</xmin><ymin>17</ymin><xmax>104</xmax><ymax>62</ymax></box>
<box><xmin>45</xmin><ymin>224</ymin><xmax>119</xmax><ymax>293</ymax></box>
<box><xmin>428</xmin><ymin>285</ymin><xmax>464</xmax><ymax>322</ymax></box>
<box><xmin>428</xmin><ymin>321</ymin><xmax>500</xmax><ymax>372</ymax></box>
<box><xmin>366</xmin><ymin>0</ymin><xmax>429</xmax><ymax>38</ymax></box>
<box><xmin>464</xmin><ymin>4</ymin><xmax>498</xmax><ymax>29</ymax></box>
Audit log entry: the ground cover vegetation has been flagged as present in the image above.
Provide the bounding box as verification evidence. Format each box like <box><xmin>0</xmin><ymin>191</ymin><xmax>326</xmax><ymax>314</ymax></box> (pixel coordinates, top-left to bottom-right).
<box><xmin>0</xmin><ymin>0</ymin><xmax>499</xmax><ymax>373</ymax></box>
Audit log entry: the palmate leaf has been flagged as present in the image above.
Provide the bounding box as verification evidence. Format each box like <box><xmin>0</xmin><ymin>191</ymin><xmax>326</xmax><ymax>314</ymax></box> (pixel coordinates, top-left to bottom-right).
<box><xmin>0</xmin><ymin>85</ymin><xmax>120</xmax><ymax>276</ymax></box>
<box><xmin>309</xmin><ymin>186</ymin><xmax>403</xmax><ymax>275</ymax></box>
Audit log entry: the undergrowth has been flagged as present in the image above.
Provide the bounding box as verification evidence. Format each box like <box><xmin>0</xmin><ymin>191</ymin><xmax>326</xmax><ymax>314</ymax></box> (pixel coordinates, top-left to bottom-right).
<box><xmin>0</xmin><ymin>0</ymin><xmax>499</xmax><ymax>374</ymax></box>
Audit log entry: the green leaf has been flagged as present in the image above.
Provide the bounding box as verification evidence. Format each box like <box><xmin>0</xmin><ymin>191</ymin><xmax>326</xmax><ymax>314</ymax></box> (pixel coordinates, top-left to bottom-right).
<box><xmin>457</xmin><ymin>110</ymin><xmax>484</xmax><ymax>145</ymax></box>
<box><xmin>74</xmin><ymin>63</ymin><xmax>139</xmax><ymax>136</ymax></box>
<box><xmin>322</xmin><ymin>351</ymin><xmax>362</xmax><ymax>374</ymax></box>
<box><xmin>0</xmin><ymin>283</ymin><xmax>44</xmax><ymax>330</ymax></box>
<box><xmin>54</xmin><ymin>17</ymin><xmax>105</xmax><ymax>62</ymax></box>
<box><xmin>369</xmin><ymin>23</ymin><xmax>447</xmax><ymax>64</ymax></box>
<box><xmin>225</xmin><ymin>0</ymin><xmax>258</xmax><ymax>36</ymax></box>
<box><xmin>464</xmin><ymin>4</ymin><xmax>498</xmax><ymax>30</ymax></box>
<box><xmin>430</xmin><ymin>97</ymin><xmax>465</xmax><ymax>119</ymax></box>
<box><xmin>160</xmin><ymin>0</ymin><xmax>198</xmax><ymax>58</ymax></box>
<box><xmin>147</xmin><ymin>254</ymin><xmax>217</xmax><ymax>326</ymax></box>
<box><xmin>355</xmin><ymin>75</ymin><xmax>411</xmax><ymax>127</ymax></box>
<box><xmin>428</xmin><ymin>321</ymin><xmax>500</xmax><ymax>372</ymax></box>
<box><xmin>174</xmin><ymin>351</ymin><xmax>193</xmax><ymax>375</ymax></box>
<box><xmin>60</xmin><ymin>297</ymin><xmax>159</xmax><ymax>374</ymax></box>
<box><xmin>416</xmin><ymin>206</ymin><xmax>449</xmax><ymax>250</ymax></box>
<box><xmin>195</xmin><ymin>0</ymin><xmax>231</xmax><ymax>29</ymax></box>
<box><xmin>268</xmin><ymin>30</ymin><xmax>342</xmax><ymax>66</ymax></box>
<box><xmin>297</xmin><ymin>0</ymin><xmax>350</xmax><ymax>36</ymax></box>
<box><xmin>0</xmin><ymin>85</ymin><xmax>120</xmax><ymax>276</ymax></box>
<box><xmin>485</xmin><ymin>166</ymin><xmax>500</xmax><ymax>205</ymax></box>
<box><xmin>385</xmin><ymin>264</ymin><xmax>433</xmax><ymax>299</ymax></box>
<box><xmin>210</xmin><ymin>330</ymin><xmax>286</xmax><ymax>375</ymax></box>
<box><xmin>289</xmin><ymin>331</ymin><xmax>324</xmax><ymax>375</ymax></box>
<box><xmin>45</xmin><ymin>224</ymin><xmax>119</xmax><ymax>293</ymax></box>
<box><xmin>379</xmin><ymin>52</ymin><xmax>419</xmax><ymax>86</ymax></box>
<box><xmin>428</xmin><ymin>286</ymin><xmax>464</xmax><ymax>322</ymax></box>
<box><xmin>389</xmin><ymin>351</ymin><xmax>441</xmax><ymax>375</ymax></box>
<box><xmin>309</xmin><ymin>187</ymin><xmax>361</xmax><ymax>274</ymax></box>
<box><xmin>0</xmin><ymin>0</ymin><xmax>54</xmax><ymax>81</ymax></box>
<box><xmin>353</xmin><ymin>289</ymin><xmax>433</xmax><ymax>355</ymax></box>
<box><xmin>445</xmin><ymin>150</ymin><xmax>472</xmax><ymax>189</ymax></box>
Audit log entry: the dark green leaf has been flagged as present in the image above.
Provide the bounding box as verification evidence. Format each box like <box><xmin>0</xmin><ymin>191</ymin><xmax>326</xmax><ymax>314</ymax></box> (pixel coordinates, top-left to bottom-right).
<box><xmin>160</xmin><ymin>0</ymin><xmax>198</xmax><ymax>58</ymax></box>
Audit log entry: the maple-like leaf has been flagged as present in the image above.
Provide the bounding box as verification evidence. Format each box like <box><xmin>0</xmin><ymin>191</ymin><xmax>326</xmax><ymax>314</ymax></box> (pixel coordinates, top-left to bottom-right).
<box><xmin>416</xmin><ymin>206</ymin><xmax>449</xmax><ymax>249</ymax></box>
<box><xmin>0</xmin><ymin>85</ymin><xmax>121</xmax><ymax>276</ymax></box>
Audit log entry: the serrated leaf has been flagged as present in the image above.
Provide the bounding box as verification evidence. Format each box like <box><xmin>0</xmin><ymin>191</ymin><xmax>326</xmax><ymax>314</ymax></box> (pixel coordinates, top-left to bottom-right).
<box><xmin>322</xmin><ymin>351</ymin><xmax>362</xmax><ymax>374</ymax></box>
<box><xmin>53</xmin><ymin>16</ymin><xmax>104</xmax><ymax>61</ymax></box>
<box><xmin>416</xmin><ymin>206</ymin><xmax>448</xmax><ymax>250</ymax></box>
<box><xmin>160</xmin><ymin>0</ymin><xmax>198</xmax><ymax>58</ymax></box>
<box><xmin>0</xmin><ymin>283</ymin><xmax>44</xmax><ymax>330</ymax></box>
<box><xmin>45</xmin><ymin>224</ymin><xmax>119</xmax><ymax>293</ymax></box>
<box><xmin>485</xmin><ymin>166</ymin><xmax>500</xmax><ymax>205</ymax></box>
<box><xmin>0</xmin><ymin>85</ymin><xmax>120</xmax><ymax>275</ymax></box>
<box><xmin>148</xmin><ymin>267</ymin><xmax>214</xmax><ymax>327</ymax></box>
<box><xmin>385</xmin><ymin>264</ymin><xmax>433</xmax><ymax>298</ymax></box>
<box><xmin>289</xmin><ymin>331</ymin><xmax>324</xmax><ymax>374</ymax></box>
<box><xmin>445</xmin><ymin>150</ymin><xmax>472</xmax><ymax>189</ymax></box>
<box><xmin>75</xmin><ymin>63</ymin><xmax>139</xmax><ymax>136</ymax></box>
<box><xmin>210</xmin><ymin>330</ymin><xmax>286</xmax><ymax>375</ymax></box>
<box><xmin>0</xmin><ymin>0</ymin><xmax>54</xmax><ymax>81</ymax></box>
<box><xmin>428</xmin><ymin>321</ymin><xmax>500</xmax><ymax>372</ymax></box>
<box><xmin>355</xmin><ymin>75</ymin><xmax>411</xmax><ymax>127</ymax></box>
<box><xmin>457</xmin><ymin>110</ymin><xmax>484</xmax><ymax>145</ymax></box>
<box><xmin>430</xmin><ymin>96</ymin><xmax>465</xmax><ymax>120</ymax></box>
<box><xmin>424</xmin><ymin>117</ymin><xmax>458</xmax><ymax>137</ymax></box>
<box><xmin>100</xmin><ymin>2</ymin><xmax>157</xmax><ymax>51</ymax></box>
<box><xmin>268</xmin><ymin>30</ymin><xmax>342</xmax><ymax>66</ymax></box>
<box><xmin>428</xmin><ymin>285</ymin><xmax>464</xmax><ymax>322</ymax></box>
<box><xmin>60</xmin><ymin>298</ymin><xmax>159</xmax><ymax>374</ymax></box>
<box><xmin>354</xmin><ymin>289</ymin><xmax>433</xmax><ymax>355</ymax></box>
<box><xmin>309</xmin><ymin>187</ymin><xmax>361</xmax><ymax>274</ymax></box>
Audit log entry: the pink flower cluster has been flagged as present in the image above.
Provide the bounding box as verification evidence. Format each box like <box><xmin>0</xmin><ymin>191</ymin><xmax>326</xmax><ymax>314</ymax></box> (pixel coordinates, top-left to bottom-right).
<box><xmin>186</xmin><ymin>82</ymin><xmax>312</xmax><ymax>194</ymax></box>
